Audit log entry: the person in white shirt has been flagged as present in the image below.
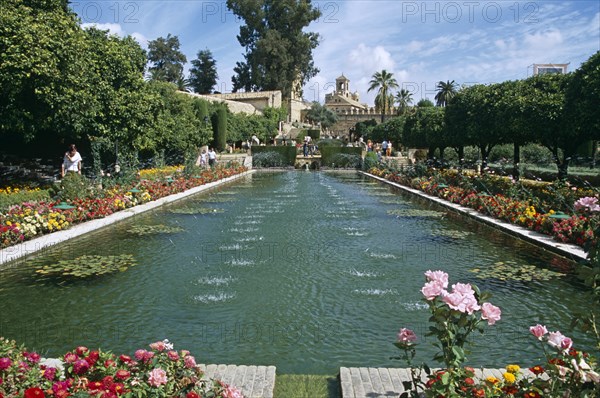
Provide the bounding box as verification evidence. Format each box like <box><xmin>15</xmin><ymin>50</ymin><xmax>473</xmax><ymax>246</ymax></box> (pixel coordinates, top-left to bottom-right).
<box><xmin>208</xmin><ymin>148</ymin><xmax>217</xmax><ymax>167</ymax></box>
<box><xmin>61</xmin><ymin>144</ymin><xmax>82</xmax><ymax>177</ymax></box>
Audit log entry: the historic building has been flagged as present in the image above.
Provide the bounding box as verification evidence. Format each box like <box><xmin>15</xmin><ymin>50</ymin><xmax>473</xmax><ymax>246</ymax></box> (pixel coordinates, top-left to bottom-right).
<box><xmin>324</xmin><ymin>75</ymin><xmax>369</xmax><ymax>115</ymax></box>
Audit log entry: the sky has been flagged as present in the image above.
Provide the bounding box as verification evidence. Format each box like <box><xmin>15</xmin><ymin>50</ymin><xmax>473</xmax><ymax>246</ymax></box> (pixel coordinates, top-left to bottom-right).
<box><xmin>72</xmin><ymin>0</ymin><xmax>600</xmax><ymax>106</ymax></box>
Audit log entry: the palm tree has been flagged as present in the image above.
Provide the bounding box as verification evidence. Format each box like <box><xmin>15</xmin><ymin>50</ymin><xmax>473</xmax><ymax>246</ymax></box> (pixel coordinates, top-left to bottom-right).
<box><xmin>434</xmin><ymin>80</ymin><xmax>458</xmax><ymax>107</ymax></box>
<box><xmin>176</xmin><ymin>76</ymin><xmax>192</xmax><ymax>92</ymax></box>
<box><xmin>394</xmin><ymin>89</ymin><xmax>413</xmax><ymax>115</ymax></box>
<box><xmin>368</xmin><ymin>70</ymin><xmax>399</xmax><ymax>122</ymax></box>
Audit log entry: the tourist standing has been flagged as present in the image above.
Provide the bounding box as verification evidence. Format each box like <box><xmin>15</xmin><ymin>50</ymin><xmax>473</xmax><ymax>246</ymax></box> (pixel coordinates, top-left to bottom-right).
<box><xmin>387</xmin><ymin>142</ymin><xmax>393</xmax><ymax>157</ymax></box>
<box><xmin>208</xmin><ymin>148</ymin><xmax>217</xmax><ymax>167</ymax></box>
<box><xmin>61</xmin><ymin>144</ymin><xmax>82</xmax><ymax>178</ymax></box>
<box><xmin>382</xmin><ymin>140</ymin><xmax>388</xmax><ymax>157</ymax></box>
<box><xmin>199</xmin><ymin>149</ymin><xmax>208</xmax><ymax>168</ymax></box>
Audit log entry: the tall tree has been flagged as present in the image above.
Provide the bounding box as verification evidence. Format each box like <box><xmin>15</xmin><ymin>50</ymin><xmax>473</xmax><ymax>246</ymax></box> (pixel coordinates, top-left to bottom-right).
<box><xmin>394</xmin><ymin>89</ymin><xmax>413</xmax><ymax>115</ymax></box>
<box><xmin>368</xmin><ymin>70</ymin><xmax>398</xmax><ymax>123</ymax></box>
<box><xmin>226</xmin><ymin>0</ymin><xmax>321</xmax><ymax>98</ymax></box>
<box><xmin>188</xmin><ymin>49</ymin><xmax>218</xmax><ymax>94</ymax></box>
<box><xmin>147</xmin><ymin>34</ymin><xmax>187</xmax><ymax>84</ymax></box>
<box><xmin>434</xmin><ymin>80</ymin><xmax>458</xmax><ymax>107</ymax></box>
<box><xmin>305</xmin><ymin>102</ymin><xmax>337</xmax><ymax>130</ymax></box>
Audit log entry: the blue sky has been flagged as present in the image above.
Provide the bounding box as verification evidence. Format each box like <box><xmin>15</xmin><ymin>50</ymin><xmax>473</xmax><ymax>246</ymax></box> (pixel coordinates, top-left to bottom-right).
<box><xmin>72</xmin><ymin>0</ymin><xmax>599</xmax><ymax>106</ymax></box>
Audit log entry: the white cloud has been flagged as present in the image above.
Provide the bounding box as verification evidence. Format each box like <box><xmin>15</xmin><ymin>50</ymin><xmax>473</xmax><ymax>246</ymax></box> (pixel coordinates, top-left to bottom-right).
<box><xmin>348</xmin><ymin>44</ymin><xmax>396</xmax><ymax>76</ymax></box>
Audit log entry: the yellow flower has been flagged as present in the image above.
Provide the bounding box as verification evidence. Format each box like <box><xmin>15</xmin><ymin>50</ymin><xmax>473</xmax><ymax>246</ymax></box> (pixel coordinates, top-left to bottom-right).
<box><xmin>485</xmin><ymin>376</ymin><xmax>500</xmax><ymax>384</ymax></box>
<box><xmin>503</xmin><ymin>371</ymin><xmax>516</xmax><ymax>384</ymax></box>
<box><xmin>506</xmin><ymin>364</ymin><xmax>520</xmax><ymax>374</ymax></box>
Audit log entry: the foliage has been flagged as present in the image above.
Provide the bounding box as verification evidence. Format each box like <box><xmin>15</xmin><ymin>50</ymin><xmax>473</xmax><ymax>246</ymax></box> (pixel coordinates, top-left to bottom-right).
<box><xmin>370</xmin><ymin>116</ymin><xmax>405</xmax><ymax>144</ymax></box>
<box><xmin>434</xmin><ymin>80</ymin><xmax>458</xmax><ymax>107</ymax></box>
<box><xmin>0</xmin><ymin>337</ymin><xmax>243</xmax><ymax>397</ymax></box>
<box><xmin>213</xmin><ymin>106</ymin><xmax>228</xmax><ymax>151</ymax></box>
<box><xmin>188</xmin><ymin>49</ymin><xmax>218</xmax><ymax>94</ymax></box>
<box><xmin>56</xmin><ymin>172</ymin><xmax>90</xmax><ymax>201</ymax></box>
<box><xmin>226</xmin><ymin>0</ymin><xmax>321</xmax><ymax>98</ymax></box>
<box><xmin>305</xmin><ymin>102</ymin><xmax>338</xmax><ymax>130</ymax></box>
<box><xmin>395</xmin><ymin>89</ymin><xmax>414</xmax><ymax>115</ymax></box>
<box><xmin>368</xmin><ymin>70</ymin><xmax>399</xmax><ymax>122</ymax></box>
<box><xmin>362</xmin><ymin>151</ymin><xmax>379</xmax><ymax>170</ymax></box>
<box><xmin>252</xmin><ymin>146</ymin><xmax>296</xmax><ymax>167</ymax></box>
<box><xmin>147</xmin><ymin>34</ymin><xmax>187</xmax><ymax>84</ymax></box>
<box><xmin>35</xmin><ymin>254</ymin><xmax>137</xmax><ymax>278</ymax></box>
<box><xmin>320</xmin><ymin>147</ymin><xmax>362</xmax><ymax>168</ymax></box>
<box><xmin>0</xmin><ymin>186</ymin><xmax>51</xmax><ymax>212</ymax></box>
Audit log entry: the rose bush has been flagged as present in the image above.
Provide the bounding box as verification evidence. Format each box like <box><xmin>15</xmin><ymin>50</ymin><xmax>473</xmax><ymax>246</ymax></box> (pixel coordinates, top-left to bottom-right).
<box><xmin>0</xmin><ymin>338</ymin><xmax>244</xmax><ymax>397</ymax></box>
<box><xmin>395</xmin><ymin>271</ymin><xmax>600</xmax><ymax>397</ymax></box>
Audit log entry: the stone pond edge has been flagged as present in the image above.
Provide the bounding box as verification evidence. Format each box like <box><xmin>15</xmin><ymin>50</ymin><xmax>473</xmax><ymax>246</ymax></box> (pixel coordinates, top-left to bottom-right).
<box><xmin>0</xmin><ymin>169</ymin><xmax>257</xmax><ymax>266</ymax></box>
<box><xmin>360</xmin><ymin>171</ymin><xmax>587</xmax><ymax>262</ymax></box>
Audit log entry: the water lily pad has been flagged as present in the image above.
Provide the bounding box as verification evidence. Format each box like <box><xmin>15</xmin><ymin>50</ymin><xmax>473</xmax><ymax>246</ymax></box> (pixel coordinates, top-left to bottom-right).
<box><xmin>431</xmin><ymin>229</ymin><xmax>472</xmax><ymax>239</ymax></box>
<box><xmin>470</xmin><ymin>260</ymin><xmax>564</xmax><ymax>282</ymax></box>
<box><xmin>169</xmin><ymin>207</ymin><xmax>224</xmax><ymax>215</ymax></box>
<box><xmin>387</xmin><ymin>209</ymin><xmax>446</xmax><ymax>218</ymax></box>
<box><xmin>35</xmin><ymin>254</ymin><xmax>136</xmax><ymax>278</ymax></box>
<box><xmin>196</xmin><ymin>196</ymin><xmax>236</xmax><ymax>203</ymax></box>
<box><xmin>127</xmin><ymin>224</ymin><xmax>184</xmax><ymax>236</ymax></box>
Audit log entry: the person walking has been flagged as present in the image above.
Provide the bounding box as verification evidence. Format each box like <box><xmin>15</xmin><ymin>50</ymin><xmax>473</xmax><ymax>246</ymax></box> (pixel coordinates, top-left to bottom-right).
<box><xmin>208</xmin><ymin>147</ymin><xmax>217</xmax><ymax>167</ymax></box>
<box><xmin>382</xmin><ymin>140</ymin><xmax>388</xmax><ymax>157</ymax></box>
<box><xmin>61</xmin><ymin>144</ymin><xmax>82</xmax><ymax>178</ymax></box>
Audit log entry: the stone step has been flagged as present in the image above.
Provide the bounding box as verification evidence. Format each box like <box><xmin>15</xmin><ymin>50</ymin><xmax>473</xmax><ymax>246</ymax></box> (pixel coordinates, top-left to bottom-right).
<box><xmin>199</xmin><ymin>364</ymin><xmax>276</xmax><ymax>398</ymax></box>
<box><xmin>340</xmin><ymin>367</ymin><xmax>538</xmax><ymax>398</ymax></box>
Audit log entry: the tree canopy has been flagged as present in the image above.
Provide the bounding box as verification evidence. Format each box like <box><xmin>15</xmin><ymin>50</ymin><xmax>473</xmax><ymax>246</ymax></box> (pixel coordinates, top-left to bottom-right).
<box><xmin>189</xmin><ymin>49</ymin><xmax>218</xmax><ymax>94</ymax></box>
<box><xmin>147</xmin><ymin>34</ymin><xmax>187</xmax><ymax>84</ymax></box>
<box><xmin>226</xmin><ymin>0</ymin><xmax>321</xmax><ymax>98</ymax></box>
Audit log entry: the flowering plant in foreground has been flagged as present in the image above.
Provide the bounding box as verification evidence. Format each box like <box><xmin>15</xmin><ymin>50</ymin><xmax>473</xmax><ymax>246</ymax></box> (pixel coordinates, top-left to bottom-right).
<box><xmin>395</xmin><ymin>271</ymin><xmax>600</xmax><ymax>397</ymax></box>
<box><xmin>0</xmin><ymin>338</ymin><xmax>244</xmax><ymax>397</ymax></box>
<box><xmin>395</xmin><ymin>270</ymin><xmax>502</xmax><ymax>397</ymax></box>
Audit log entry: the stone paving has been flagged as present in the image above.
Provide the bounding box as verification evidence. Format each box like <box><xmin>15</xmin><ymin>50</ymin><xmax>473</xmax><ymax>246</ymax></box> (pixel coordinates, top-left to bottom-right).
<box><xmin>199</xmin><ymin>364</ymin><xmax>276</xmax><ymax>398</ymax></box>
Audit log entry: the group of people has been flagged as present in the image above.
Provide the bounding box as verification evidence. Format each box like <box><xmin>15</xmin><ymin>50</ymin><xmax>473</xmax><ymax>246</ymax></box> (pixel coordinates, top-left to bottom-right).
<box><xmin>198</xmin><ymin>147</ymin><xmax>218</xmax><ymax>168</ymax></box>
<box><xmin>302</xmin><ymin>135</ymin><xmax>317</xmax><ymax>157</ymax></box>
<box><xmin>365</xmin><ymin>139</ymin><xmax>394</xmax><ymax>157</ymax></box>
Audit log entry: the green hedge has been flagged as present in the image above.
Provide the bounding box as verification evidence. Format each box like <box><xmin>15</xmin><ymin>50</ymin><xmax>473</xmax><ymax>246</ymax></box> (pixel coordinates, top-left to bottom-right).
<box><xmin>307</xmin><ymin>129</ymin><xmax>321</xmax><ymax>140</ymax></box>
<box><xmin>320</xmin><ymin>147</ymin><xmax>363</xmax><ymax>168</ymax></box>
<box><xmin>251</xmin><ymin>146</ymin><xmax>297</xmax><ymax>167</ymax></box>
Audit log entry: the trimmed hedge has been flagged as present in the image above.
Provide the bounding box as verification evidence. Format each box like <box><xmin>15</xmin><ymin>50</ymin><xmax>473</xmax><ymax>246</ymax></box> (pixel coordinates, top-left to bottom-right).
<box><xmin>320</xmin><ymin>147</ymin><xmax>363</xmax><ymax>168</ymax></box>
<box><xmin>251</xmin><ymin>146</ymin><xmax>297</xmax><ymax>167</ymax></box>
<box><xmin>307</xmin><ymin>129</ymin><xmax>321</xmax><ymax>140</ymax></box>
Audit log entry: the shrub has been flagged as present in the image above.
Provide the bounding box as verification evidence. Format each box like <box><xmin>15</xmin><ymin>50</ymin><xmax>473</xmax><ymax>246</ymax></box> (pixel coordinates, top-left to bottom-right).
<box><xmin>251</xmin><ymin>146</ymin><xmax>296</xmax><ymax>167</ymax></box>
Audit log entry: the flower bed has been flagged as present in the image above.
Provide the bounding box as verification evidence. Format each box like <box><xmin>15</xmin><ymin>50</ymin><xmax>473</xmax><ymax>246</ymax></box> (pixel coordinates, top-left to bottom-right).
<box><xmin>395</xmin><ymin>271</ymin><xmax>600</xmax><ymax>397</ymax></box>
<box><xmin>0</xmin><ymin>165</ymin><xmax>247</xmax><ymax>250</ymax></box>
<box><xmin>0</xmin><ymin>338</ymin><xmax>243</xmax><ymax>397</ymax></box>
<box><xmin>368</xmin><ymin>167</ymin><xmax>596</xmax><ymax>248</ymax></box>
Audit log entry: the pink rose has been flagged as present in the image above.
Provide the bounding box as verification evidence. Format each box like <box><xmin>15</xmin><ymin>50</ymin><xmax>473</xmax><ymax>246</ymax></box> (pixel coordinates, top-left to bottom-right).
<box><xmin>224</xmin><ymin>384</ymin><xmax>244</xmax><ymax>398</ymax></box>
<box><xmin>143</xmin><ymin>351</ymin><xmax>155</xmax><ymax>363</ymax></box>
<box><xmin>530</xmin><ymin>324</ymin><xmax>548</xmax><ymax>339</ymax></box>
<box><xmin>481</xmin><ymin>303</ymin><xmax>501</xmax><ymax>325</ymax></box>
<box><xmin>441</xmin><ymin>290</ymin><xmax>480</xmax><ymax>314</ymax></box>
<box><xmin>396</xmin><ymin>328</ymin><xmax>417</xmax><ymax>345</ymax></box>
<box><xmin>547</xmin><ymin>331</ymin><xmax>572</xmax><ymax>351</ymax></box>
<box><xmin>451</xmin><ymin>283</ymin><xmax>474</xmax><ymax>296</ymax></box>
<box><xmin>184</xmin><ymin>355</ymin><xmax>197</xmax><ymax>368</ymax></box>
<box><xmin>76</xmin><ymin>346</ymin><xmax>89</xmax><ymax>356</ymax></box>
<box><xmin>134</xmin><ymin>349</ymin><xmax>147</xmax><ymax>361</ymax></box>
<box><xmin>424</xmin><ymin>270</ymin><xmax>449</xmax><ymax>288</ymax></box>
<box><xmin>149</xmin><ymin>341</ymin><xmax>165</xmax><ymax>351</ymax></box>
<box><xmin>148</xmin><ymin>368</ymin><xmax>168</xmax><ymax>387</ymax></box>
<box><xmin>167</xmin><ymin>351</ymin><xmax>179</xmax><ymax>361</ymax></box>
<box><xmin>421</xmin><ymin>281</ymin><xmax>445</xmax><ymax>300</ymax></box>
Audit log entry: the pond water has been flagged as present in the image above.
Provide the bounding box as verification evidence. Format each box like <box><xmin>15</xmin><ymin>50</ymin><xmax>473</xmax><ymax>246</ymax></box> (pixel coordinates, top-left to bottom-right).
<box><xmin>0</xmin><ymin>171</ymin><xmax>595</xmax><ymax>374</ymax></box>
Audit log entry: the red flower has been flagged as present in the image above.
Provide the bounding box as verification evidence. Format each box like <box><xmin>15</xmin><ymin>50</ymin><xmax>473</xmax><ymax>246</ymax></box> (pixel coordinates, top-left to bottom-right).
<box><xmin>186</xmin><ymin>392</ymin><xmax>201</xmax><ymax>398</ymax></box>
<box><xmin>464</xmin><ymin>377</ymin><xmax>475</xmax><ymax>385</ymax></box>
<box><xmin>115</xmin><ymin>369</ymin><xmax>131</xmax><ymax>380</ymax></box>
<box><xmin>76</xmin><ymin>346</ymin><xmax>89</xmax><ymax>356</ymax></box>
<box><xmin>529</xmin><ymin>365</ymin><xmax>545</xmax><ymax>375</ymax></box>
<box><xmin>524</xmin><ymin>392</ymin><xmax>542</xmax><ymax>398</ymax></box>
<box><xmin>72</xmin><ymin>359</ymin><xmax>89</xmax><ymax>375</ymax></box>
<box><xmin>472</xmin><ymin>388</ymin><xmax>485</xmax><ymax>398</ymax></box>
<box><xmin>24</xmin><ymin>387</ymin><xmax>45</xmax><ymax>398</ymax></box>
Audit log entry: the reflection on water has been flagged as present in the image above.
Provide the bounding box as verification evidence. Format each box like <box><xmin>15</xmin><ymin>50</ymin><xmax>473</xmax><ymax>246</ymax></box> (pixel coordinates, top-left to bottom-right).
<box><xmin>0</xmin><ymin>171</ymin><xmax>594</xmax><ymax>374</ymax></box>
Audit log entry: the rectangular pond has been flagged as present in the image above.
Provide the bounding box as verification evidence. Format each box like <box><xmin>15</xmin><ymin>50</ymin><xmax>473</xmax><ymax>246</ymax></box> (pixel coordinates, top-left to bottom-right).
<box><xmin>0</xmin><ymin>171</ymin><xmax>595</xmax><ymax>374</ymax></box>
